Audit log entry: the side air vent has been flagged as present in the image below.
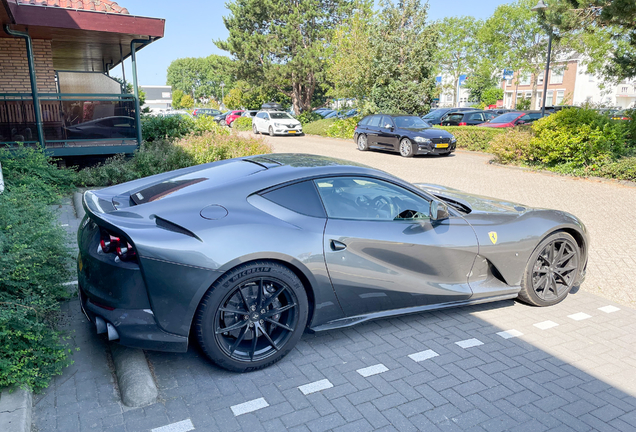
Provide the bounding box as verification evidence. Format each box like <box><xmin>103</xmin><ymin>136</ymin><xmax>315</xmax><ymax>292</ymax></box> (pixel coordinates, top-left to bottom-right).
<box><xmin>154</xmin><ymin>216</ymin><xmax>201</xmax><ymax>241</ymax></box>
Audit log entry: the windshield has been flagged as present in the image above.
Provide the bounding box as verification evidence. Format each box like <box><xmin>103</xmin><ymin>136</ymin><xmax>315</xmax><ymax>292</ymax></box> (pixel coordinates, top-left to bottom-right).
<box><xmin>422</xmin><ymin>109</ymin><xmax>447</xmax><ymax>119</ymax></box>
<box><xmin>394</xmin><ymin>116</ymin><xmax>430</xmax><ymax>128</ymax></box>
<box><xmin>271</xmin><ymin>112</ymin><xmax>293</xmax><ymax>119</ymax></box>
<box><xmin>490</xmin><ymin>112</ymin><xmax>523</xmax><ymax>123</ymax></box>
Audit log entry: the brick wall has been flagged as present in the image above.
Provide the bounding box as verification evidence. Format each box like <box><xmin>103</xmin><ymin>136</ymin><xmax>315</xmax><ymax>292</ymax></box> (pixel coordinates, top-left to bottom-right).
<box><xmin>0</xmin><ymin>38</ymin><xmax>57</xmax><ymax>93</ymax></box>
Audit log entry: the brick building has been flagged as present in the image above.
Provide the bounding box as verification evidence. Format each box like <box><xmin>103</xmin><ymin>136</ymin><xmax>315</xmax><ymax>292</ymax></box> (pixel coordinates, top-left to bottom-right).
<box><xmin>0</xmin><ymin>0</ymin><xmax>165</xmax><ymax>156</ymax></box>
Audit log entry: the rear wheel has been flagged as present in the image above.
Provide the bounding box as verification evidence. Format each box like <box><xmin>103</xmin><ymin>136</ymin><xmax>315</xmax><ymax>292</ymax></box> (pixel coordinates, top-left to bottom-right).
<box><xmin>357</xmin><ymin>134</ymin><xmax>369</xmax><ymax>151</ymax></box>
<box><xmin>195</xmin><ymin>261</ymin><xmax>308</xmax><ymax>372</ymax></box>
<box><xmin>518</xmin><ymin>231</ymin><xmax>580</xmax><ymax>306</ymax></box>
<box><xmin>253</xmin><ymin>124</ymin><xmax>259</xmax><ymax>134</ymax></box>
<box><xmin>399</xmin><ymin>138</ymin><xmax>414</xmax><ymax>157</ymax></box>
<box><xmin>269</xmin><ymin>126</ymin><xmax>274</xmax><ymax>136</ymax></box>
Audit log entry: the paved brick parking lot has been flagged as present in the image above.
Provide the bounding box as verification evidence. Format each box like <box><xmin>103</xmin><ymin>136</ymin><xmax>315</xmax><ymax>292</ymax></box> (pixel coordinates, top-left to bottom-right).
<box><xmin>33</xmin><ymin>139</ymin><xmax>636</xmax><ymax>431</ymax></box>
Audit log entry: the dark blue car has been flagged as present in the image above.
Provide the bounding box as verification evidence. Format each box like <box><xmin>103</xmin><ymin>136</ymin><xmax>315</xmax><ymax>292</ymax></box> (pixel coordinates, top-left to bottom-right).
<box><xmin>354</xmin><ymin>114</ymin><xmax>457</xmax><ymax>157</ymax></box>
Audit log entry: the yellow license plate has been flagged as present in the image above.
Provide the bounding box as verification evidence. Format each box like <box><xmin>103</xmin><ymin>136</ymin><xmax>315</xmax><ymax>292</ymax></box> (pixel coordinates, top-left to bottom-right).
<box><xmin>436</xmin><ymin>143</ymin><xmax>449</xmax><ymax>148</ymax></box>
<box><xmin>287</xmin><ymin>130</ymin><xmax>297</xmax><ymax>134</ymax></box>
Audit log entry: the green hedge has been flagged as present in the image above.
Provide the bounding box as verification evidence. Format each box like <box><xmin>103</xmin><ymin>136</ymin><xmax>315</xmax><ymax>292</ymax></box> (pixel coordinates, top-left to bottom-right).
<box><xmin>141</xmin><ymin>114</ymin><xmax>229</xmax><ymax>142</ymax></box>
<box><xmin>435</xmin><ymin>126</ymin><xmax>506</xmax><ymax>152</ymax></box>
<box><xmin>0</xmin><ymin>146</ymin><xmax>76</xmax><ymax>391</ymax></box>
<box><xmin>232</xmin><ymin>116</ymin><xmax>253</xmax><ymax>131</ymax></box>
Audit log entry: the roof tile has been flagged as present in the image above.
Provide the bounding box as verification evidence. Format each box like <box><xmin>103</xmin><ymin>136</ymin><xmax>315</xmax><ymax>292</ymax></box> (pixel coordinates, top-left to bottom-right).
<box><xmin>16</xmin><ymin>0</ymin><xmax>130</xmax><ymax>14</ymax></box>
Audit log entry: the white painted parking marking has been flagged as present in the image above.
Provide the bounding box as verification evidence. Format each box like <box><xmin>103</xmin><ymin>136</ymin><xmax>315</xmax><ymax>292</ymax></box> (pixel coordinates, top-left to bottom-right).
<box><xmin>599</xmin><ymin>305</ymin><xmax>620</xmax><ymax>314</ymax></box>
<box><xmin>497</xmin><ymin>329</ymin><xmax>523</xmax><ymax>339</ymax></box>
<box><xmin>231</xmin><ymin>397</ymin><xmax>269</xmax><ymax>416</ymax></box>
<box><xmin>298</xmin><ymin>379</ymin><xmax>333</xmax><ymax>395</ymax></box>
<box><xmin>455</xmin><ymin>338</ymin><xmax>483</xmax><ymax>349</ymax></box>
<box><xmin>568</xmin><ymin>312</ymin><xmax>592</xmax><ymax>321</ymax></box>
<box><xmin>62</xmin><ymin>281</ymin><xmax>78</xmax><ymax>286</ymax></box>
<box><xmin>357</xmin><ymin>364</ymin><xmax>389</xmax><ymax>377</ymax></box>
<box><xmin>152</xmin><ymin>419</ymin><xmax>195</xmax><ymax>432</ymax></box>
<box><xmin>408</xmin><ymin>349</ymin><xmax>439</xmax><ymax>362</ymax></box>
<box><xmin>534</xmin><ymin>320</ymin><xmax>559</xmax><ymax>330</ymax></box>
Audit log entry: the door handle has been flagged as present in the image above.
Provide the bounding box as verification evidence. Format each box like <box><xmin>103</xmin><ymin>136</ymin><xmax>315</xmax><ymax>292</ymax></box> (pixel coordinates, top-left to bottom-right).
<box><xmin>330</xmin><ymin>240</ymin><xmax>347</xmax><ymax>251</ymax></box>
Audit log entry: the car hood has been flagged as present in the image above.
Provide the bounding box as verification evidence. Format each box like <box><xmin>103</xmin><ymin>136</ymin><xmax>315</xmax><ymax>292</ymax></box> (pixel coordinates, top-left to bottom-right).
<box><xmin>399</xmin><ymin>128</ymin><xmax>454</xmax><ymax>138</ymax></box>
<box><xmin>270</xmin><ymin>118</ymin><xmax>301</xmax><ymax>125</ymax></box>
<box><xmin>414</xmin><ymin>183</ymin><xmax>529</xmax><ymax>214</ymax></box>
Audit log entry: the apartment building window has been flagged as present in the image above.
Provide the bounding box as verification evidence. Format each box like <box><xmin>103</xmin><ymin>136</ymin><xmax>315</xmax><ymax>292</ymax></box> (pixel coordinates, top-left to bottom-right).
<box><xmin>505</xmin><ymin>78</ymin><xmax>512</xmax><ymax>86</ymax></box>
<box><xmin>537</xmin><ymin>72</ymin><xmax>544</xmax><ymax>85</ymax></box>
<box><xmin>621</xmin><ymin>86</ymin><xmax>629</xmax><ymax>94</ymax></box>
<box><xmin>162</xmin><ymin>92</ymin><xmax>171</xmax><ymax>98</ymax></box>
<box><xmin>555</xmin><ymin>90</ymin><xmax>564</xmax><ymax>105</ymax></box>
<box><xmin>550</xmin><ymin>70</ymin><xmax>564</xmax><ymax>84</ymax></box>
<box><xmin>519</xmin><ymin>74</ymin><xmax>531</xmax><ymax>86</ymax></box>
<box><xmin>446</xmin><ymin>94</ymin><xmax>452</xmax><ymax>102</ymax></box>
<box><xmin>546</xmin><ymin>90</ymin><xmax>554</xmax><ymax>106</ymax></box>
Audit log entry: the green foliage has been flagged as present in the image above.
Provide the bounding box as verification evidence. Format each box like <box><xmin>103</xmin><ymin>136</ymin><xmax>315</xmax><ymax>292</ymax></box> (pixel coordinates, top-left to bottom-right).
<box><xmin>193</xmin><ymin>116</ymin><xmax>231</xmax><ymax>136</ymax></box>
<box><xmin>516</xmin><ymin>97</ymin><xmax>531</xmax><ymax>110</ymax></box>
<box><xmin>233</xmin><ymin>116</ymin><xmax>253</xmax><ymax>131</ymax></box>
<box><xmin>595</xmin><ymin>156</ymin><xmax>636</xmax><ymax>181</ymax></box>
<box><xmin>481</xmin><ymin>88</ymin><xmax>504</xmax><ymax>107</ymax></box>
<box><xmin>78</xmin><ymin>133</ymin><xmax>272</xmax><ymax>187</ymax></box>
<box><xmin>172</xmin><ymin>89</ymin><xmax>184</xmax><ymax>109</ymax></box>
<box><xmin>530</xmin><ymin>108</ymin><xmax>628</xmax><ymax>167</ymax></box>
<box><xmin>436</xmin><ymin>126</ymin><xmax>506</xmax><ymax>152</ymax></box>
<box><xmin>327</xmin><ymin>116</ymin><xmax>361</xmax><ymax>139</ymax></box>
<box><xmin>223</xmin><ymin>87</ymin><xmax>243</xmax><ymax>110</ymax></box>
<box><xmin>180</xmin><ymin>95</ymin><xmax>194</xmax><ymax>109</ymax></box>
<box><xmin>141</xmin><ymin>115</ymin><xmax>195</xmax><ymax>142</ymax></box>
<box><xmin>462</xmin><ymin>62</ymin><xmax>501</xmax><ymax>104</ymax></box>
<box><xmin>296</xmin><ymin>111</ymin><xmax>323</xmax><ymax>125</ymax></box>
<box><xmin>0</xmin><ymin>147</ymin><xmax>75</xmax><ymax>391</ymax></box>
<box><xmin>166</xmin><ymin>55</ymin><xmax>235</xmax><ymax>101</ymax></box>
<box><xmin>490</xmin><ymin>128</ymin><xmax>535</xmax><ymax>163</ymax></box>
<box><xmin>302</xmin><ymin>119</ymin><xmax>337</xmax><ymax>136</ymax></box>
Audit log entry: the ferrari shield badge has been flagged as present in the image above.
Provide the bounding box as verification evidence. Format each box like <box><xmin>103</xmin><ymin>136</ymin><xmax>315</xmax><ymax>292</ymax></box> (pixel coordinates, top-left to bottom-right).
<box><xmin>489</xmin><ymin>231</ymin><xmax>498</xmax><ymax>244</ymax></box>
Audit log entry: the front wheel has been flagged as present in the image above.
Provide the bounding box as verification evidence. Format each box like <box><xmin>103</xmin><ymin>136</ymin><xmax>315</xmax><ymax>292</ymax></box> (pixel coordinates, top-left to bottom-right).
<box><xmin>399</xmin><ymin>138</ymin><xmax>414</xmax><ymax>157</ymax></box>
<box><xmin>253</xmin><ymin>124</ymin><xmax>259</xmax><ymax>134</ymax></box>
<box><xmin>518</xmin><ymin>231</ymin><xmax>580</xmax><ymax>307</ymax></box>
<box><xmin>220</xmin><ymin>119</ymin><xmax>227</xmax><ymax>127</ymax></box>
<box><xmin>195</xmin><ymin>261</ymin><xmax>308</xmax><ymax>372</ymax></box>
<box><xmin>357</xmin><ymin>134</ymin><xmax>369</xmax><ymax>151</ymax></box>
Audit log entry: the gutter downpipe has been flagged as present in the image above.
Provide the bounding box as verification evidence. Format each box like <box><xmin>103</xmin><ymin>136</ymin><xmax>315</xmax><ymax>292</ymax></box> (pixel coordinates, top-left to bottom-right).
<box><xmin>4</xmin><ymin>25</ymin><xmax>45</xmax><ymax>150</ymax></box>
<box><xmin>130</xmin><ymin>39</ymin><xmax>151</xmax><ymax>147</ymax></box>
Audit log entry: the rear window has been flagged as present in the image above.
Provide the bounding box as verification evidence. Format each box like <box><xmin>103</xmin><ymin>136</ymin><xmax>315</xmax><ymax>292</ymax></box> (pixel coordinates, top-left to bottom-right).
<box><xmin>422</xmin><ymin>109</ymin><xmax>447</xmax><ymax>119</ymax></box>
<box><xmin>358</xmin><ymin>116</ymin><xmax>371</xmax><ymax>126</ymax></box>
<box><xmin>262</xmin><ymin>181</ymin><xmax>326</xmax><ymax>217</ymax></box>
<box><xmin>367</xmin><ymin>115</ymin><xmax>381</xmax><ymax>127</ymax></box>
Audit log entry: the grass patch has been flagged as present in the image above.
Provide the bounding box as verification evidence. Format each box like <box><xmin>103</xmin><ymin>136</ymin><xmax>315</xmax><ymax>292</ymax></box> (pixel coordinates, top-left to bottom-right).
<box><xmin>303</xmin><ymin>118</ymin><xmax>336</xmax><ymax>136</ymax></box>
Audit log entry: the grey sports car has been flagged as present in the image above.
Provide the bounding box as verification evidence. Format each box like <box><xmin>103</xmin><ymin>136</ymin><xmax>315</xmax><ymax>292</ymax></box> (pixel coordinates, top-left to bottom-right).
<box><xmin>78</xmin><ymin>154</ymin><xmax>588</xmax><ymax>372</ymax></box>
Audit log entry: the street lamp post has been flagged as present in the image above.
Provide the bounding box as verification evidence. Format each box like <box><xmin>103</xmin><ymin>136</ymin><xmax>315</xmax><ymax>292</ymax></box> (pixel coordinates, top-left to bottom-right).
<box><xmin>532</xmin><ymin>0</ymin><xmax>552</xmax><ymax>117</ymax></box>
<box><xmin>220</xmin><ymin>81</ymin><xmax>225</xmax><ymax>108</ymax></box>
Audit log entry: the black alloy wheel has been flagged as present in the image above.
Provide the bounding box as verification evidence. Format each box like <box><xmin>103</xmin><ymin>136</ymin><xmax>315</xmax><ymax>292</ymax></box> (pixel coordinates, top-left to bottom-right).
<box><xmin>399</xmin><ymin>138</ymin><xmax>414</xmax><ymax>158</ymax></box>
<box><xmin>195</xmin><ymin>261</ymin><xmax>308</xmax><ymax>372</ymax></box>
<box><xmin>518</xmin><ymin>231</ymin><xmax>580</xmax><ymax>306</ymax></box>
<box><xmin>357</xmin><ymin>134</ymin><xmax>369</xmax><ymax>151</ymax></box>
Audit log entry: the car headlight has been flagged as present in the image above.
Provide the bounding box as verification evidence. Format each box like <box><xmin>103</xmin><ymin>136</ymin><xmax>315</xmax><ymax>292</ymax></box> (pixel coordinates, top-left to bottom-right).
<box><xmin>274</xmin><ymin>123</ymin><xmax>282</xmax><ymax>127</ymax></box>
<box><xmin>450</xmin><ymin>137</ymin><xmax>457</xmax><ymax>144</ymax></box>
<box><xmin>414</xmin><ymin>136</ymin><xmax>432</xmax><ymax>144</ymax></box>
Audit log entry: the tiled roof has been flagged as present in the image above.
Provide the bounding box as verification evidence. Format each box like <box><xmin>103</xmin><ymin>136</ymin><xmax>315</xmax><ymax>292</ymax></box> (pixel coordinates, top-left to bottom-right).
<box><xmin>16</xmin><ymin>0</ymin><xmax>129</xmax><ymax>14</ymax></box>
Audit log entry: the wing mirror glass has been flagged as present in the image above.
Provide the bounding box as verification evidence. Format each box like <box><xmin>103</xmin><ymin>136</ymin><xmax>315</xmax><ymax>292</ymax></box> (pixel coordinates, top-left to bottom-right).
<box><xmin>430</xmin><ymin>200</ymin><xmax>449</xmax><ymax>221</ymax></box>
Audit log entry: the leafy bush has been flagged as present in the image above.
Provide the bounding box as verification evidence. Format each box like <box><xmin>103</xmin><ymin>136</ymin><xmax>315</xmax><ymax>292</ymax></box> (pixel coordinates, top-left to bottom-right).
<box><xmin>297</xmin><ymin>111</ymin><xmax>322</xmax><ymax>125</ymax></box>
<box><xmin>595</xmin><ymin>156</ymin><xmax>636</xmax><ymax>181</ymax></box>
<box><xmin>193</xmin><ymin>115</ymin><xmax>230</xmax><ymax>136</ymax></box>
<box><xmin>530</xmin><ymin>108</ymin><xmax>627</xmax><ymax>168</ymax></box>
<box><xmin>142</xmin><ymin>115</ymin><xmax>194</xmax><ymax>142</ymax></box>
<box><xmin>327</xmin><ymin>116</ymin><xmax>361</xmax><ymax>139</ymax></box>
<box><xmin>490</xmin><ymin>129</ymin><xmax>535</xmax><ymax>164</ymax></box>
<box><xmin>0</xmin><ymin>146</ymin><xmax>75</xmax><ymax>391</ymax></box>
<box><xmin>303</xmin><ymin>118</ymin><xmax>336</xmax><ymax>136</ymax></box>
<box><xmin>232</xmin><ymin>116</ymin><xmax>253</xmax><ymax>131</ymax></box>
<box><xmin>78</xmin><ymin>132</ymin><xmax>272</xmax><ymax>187</ymax></box>
<box><xmin>436</xmin><ymin>126</ymin><xmax>506</xmax><ymax>152</ymax></box>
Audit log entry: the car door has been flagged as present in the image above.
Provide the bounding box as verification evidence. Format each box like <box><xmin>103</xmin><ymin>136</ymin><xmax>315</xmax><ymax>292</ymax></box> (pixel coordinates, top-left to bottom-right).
<box><xmin>365</xmin><ymin>115</ymin><xmax>381</xmax><ymax>146</ymax></box>
<box><xmin>315</xmin><ymin>176</ymin><xmax>478</xmax><ymax>317</ymax></box>
<box><xmin>467</xmin><ymin>113</ymin><xmax>485</xmax><ymax>125</ymax></box>
<box><xmin>376</xmin><ymin>115</ymin><xmax>399</xmax><ymax>150</ymax></box>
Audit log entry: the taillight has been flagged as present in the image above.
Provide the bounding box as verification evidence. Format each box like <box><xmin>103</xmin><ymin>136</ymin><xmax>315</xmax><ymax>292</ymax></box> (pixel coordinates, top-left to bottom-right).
<box><xmin>459</xmin><ymin>122</ymin><xmax>467</xmax><ymax>126</ymax></box>
<box><xmin>99</xmin><ymin>228</ymin><xmax>136</xmax><ymax>261</ymax></box>
<box><xmin>354</xmin><ymin>125</ymin><xmax>357</xmax><ymax>130</ymax></box>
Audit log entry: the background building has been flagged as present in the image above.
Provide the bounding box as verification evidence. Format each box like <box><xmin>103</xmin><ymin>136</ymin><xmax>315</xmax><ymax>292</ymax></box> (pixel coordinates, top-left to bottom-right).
<box><xmin>141</xmin><ymin>85</ymin><xmax>172</xmax><ymax>113</ymax></box>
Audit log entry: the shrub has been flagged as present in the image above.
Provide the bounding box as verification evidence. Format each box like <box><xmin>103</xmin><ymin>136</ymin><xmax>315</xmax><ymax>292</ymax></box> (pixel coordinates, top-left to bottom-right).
<box><xmin>175</xmin><ymin>132</ymin><xmax>272</xmax><ymax>165</ymax></box>
<box><xmin>436</xmin><ymin>126</ymin><xmax>506</xmax><ymax>152</ymax></box>
<box><xmin>490</xmin><ymin>129</ymin><xmax>535</xmax><ymax>164</ymax></box>
<box><xmin>142</xmin><ymin>115</ymin><xmax>194</xmax><ymax>142</ymax></box>
<box><xmin>530</xmin><ymin>108</ymin><xmax>628</xmax><ymax>168</ymax></box>
<box><xmin>303</xmin><ymin>118</ymin><xmax>336</xmax><ymax>136</ymax></box>
<box><xmin>232</xmin><ymin>116</ymin><xmax>253</xmax><ymax>131</ymax></box>
<box><xmin>327</xmin><ymin>116</ymin><xmax>361</xmax><ymax>139</ymax></box>
<box><xmin>595</xmin><ymin>156</ymin><xmax>636</xmax><ymax>181</ymax></box>
<box><xmin>193</xmin><ymin>115</ymin><xmax>230</xmax><ymax>136</ymax></box>
<box><xmin>297</xmin><ymin>111</ymin><xmax>322</xmax><ymax>125</ymax></box>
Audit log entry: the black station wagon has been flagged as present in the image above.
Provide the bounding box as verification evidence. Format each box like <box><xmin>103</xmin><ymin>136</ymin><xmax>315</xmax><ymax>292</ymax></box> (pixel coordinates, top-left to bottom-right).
<box><xmin>354</xmin><ymin>114</ymin><xmax>457</xmax><ymax>157</ymax></box>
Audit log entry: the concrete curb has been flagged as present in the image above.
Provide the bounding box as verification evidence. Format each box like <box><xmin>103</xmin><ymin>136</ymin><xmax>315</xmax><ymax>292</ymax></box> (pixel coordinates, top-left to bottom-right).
<box><xmin>73</xmin><ymin>191</ymin><xmax>85</xmax><ymax>220</ymax></box>
<box><xmin>0</xmin><ymin>388</ymin><xmax>32</xmax><ymax>432</ymax></box>
<box><xmin>110</xmin><ymin>344</ymin><xmax>158</xmax><ymax>407</ymax></box>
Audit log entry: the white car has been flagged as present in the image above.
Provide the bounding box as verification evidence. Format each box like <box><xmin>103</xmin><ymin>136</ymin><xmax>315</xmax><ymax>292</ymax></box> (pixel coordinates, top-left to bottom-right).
<box><xmin>252</xmin><ymin>111</ymin><xmax>303</xmax><ymax>136</ymax></box>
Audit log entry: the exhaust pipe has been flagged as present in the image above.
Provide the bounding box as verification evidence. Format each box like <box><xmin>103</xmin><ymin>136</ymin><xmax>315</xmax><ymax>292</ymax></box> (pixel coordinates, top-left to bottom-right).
<box><xmin>95</xmin><ymin>316</ymin><xmax>107</xmax><ymax>334</ymax></box>
<box><xmin>95</xmin><ymin>316</ymin><xmax>120</xmax><ymax>341</ymax></box>
<box><xmin>106</xmin><ymin>322</ymin><xmax>120</xmax><ymax>341</ymax></box>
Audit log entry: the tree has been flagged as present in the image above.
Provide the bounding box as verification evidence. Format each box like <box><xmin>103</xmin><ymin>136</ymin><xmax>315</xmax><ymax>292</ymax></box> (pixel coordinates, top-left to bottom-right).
<box><xmin>435</xmin><ymin>16</ymin><xmax>483</xmax><ymax>106</ymax></box>
<box><xmin>540</xmin><ymin>0</ymin><xmax>636</xmax><ymax>80</ymax></box>
<box><xmin>327</xmin><ymin>1</ymin><xmax>375</xmax><ymax>101</ymax></box>
<box><xmin>369</xmin><ymin>0</ymin><xmax>438</xmax><ymax>114</ymax></box>
<box><xmin>462</xmin><ymin>61</ymin><xmax>501</xmax><ymax>104</ymax></box>
<box><xmin>180</xmin><ymin>94</ymin><xmax>194</xmax><ymax>109</ymax></box>
<box><xmin>217</xmin><ymin>0</ymin><xmax>352</xmax><ymax>115</ymax></box>
<box><xmin>166</xmin><ymin>55</ymin><xmax>235</xmax><ymax>101</ymax></box>
<box><xmin>172</xmin><ymin>89</ymin><xmax>184</xmax><ymax>109</ymax></box>
<box><xmin>481</xmin><ymin>87</ymin><xmax>504</xmax><ymax>106</ymax></box>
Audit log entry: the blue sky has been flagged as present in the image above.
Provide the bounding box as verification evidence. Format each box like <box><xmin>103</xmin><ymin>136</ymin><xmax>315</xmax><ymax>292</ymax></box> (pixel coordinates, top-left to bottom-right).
<box><xmin>117</xmin><ymin>0</ymin><xmax>515</xmax><ymax>86</ymax></box>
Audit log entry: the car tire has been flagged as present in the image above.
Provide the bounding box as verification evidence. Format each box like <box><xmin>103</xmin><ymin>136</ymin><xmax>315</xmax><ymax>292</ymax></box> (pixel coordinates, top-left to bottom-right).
<box><xmin>269</xmin><ymin>126</ymin><xmax>274</xmax><ymax>136</ymax></box>
<box><xmin>220</xmin><ymin>119</ymin><xmax>227</xmax><ymax>127</ymax></box>
<box><xmin>253</xmin><ymin>124</ymin><xmax>259</xmax><ymax>135</ymax></box>
<box><xmin>195</xmin><ymin>261</ymin><xmax>309</xmax><ymax>372</ymax></box>
<box><xmin>399</xmin><ymin>138</ymin><xmax>415</xmax><ymax>158</ymax></box>
<box><xmin>517</xmin><ymin>231</ymin><xmax>580</xmax><ymax>307</ymax></box>
<box><xmin>357</xmin><ymin>134</ymin><xmax>369</xmax><ymax>151</ymax></box>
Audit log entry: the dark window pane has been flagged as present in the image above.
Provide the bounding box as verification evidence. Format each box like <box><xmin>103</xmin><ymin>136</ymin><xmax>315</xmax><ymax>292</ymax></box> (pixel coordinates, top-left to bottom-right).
<box><xmin>367</xmin><ymin>115</ymin><xmax>381</xmax><ymax>127</ymax></box>
<box><xmin>262</xmin><ymin>181</ymin><xmax>326</xmax><ymax>218</ymax></box>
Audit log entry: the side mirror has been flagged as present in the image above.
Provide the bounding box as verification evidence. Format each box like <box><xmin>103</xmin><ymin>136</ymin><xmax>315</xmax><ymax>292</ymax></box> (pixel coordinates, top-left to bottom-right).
<box><xmin>384</xmin><ymin>124</ymin><xmax>393</xmax><ymax>129</ymax></box>
<box><xmin>516</xmin><ymin>120</ymin><xmax>525</xmax><ymax>125</ymax></box>
<box><xmin>430</xmin><ymin>200</ymin><xmax>450</xmax><ymax>221</ymax></box>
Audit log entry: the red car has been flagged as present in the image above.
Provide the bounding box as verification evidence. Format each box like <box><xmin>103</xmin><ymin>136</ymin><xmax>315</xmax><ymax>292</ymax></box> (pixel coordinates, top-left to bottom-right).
<box><xmin>478</xmin><ymin>111</ymin><xmax>546</xmax><ymax>128</ymax></box>
<box><xmin>225</xmin><ymin>110</ymin><xmax>244</xmax><ymax>126</ymax></box>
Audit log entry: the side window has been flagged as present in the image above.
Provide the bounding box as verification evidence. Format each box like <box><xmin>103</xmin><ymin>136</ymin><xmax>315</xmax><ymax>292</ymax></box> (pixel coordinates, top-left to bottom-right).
<box><xmin>359</xmin><ymin>116</ymin><xmax>371</xmax><ymax>126</ymax></box>
<box><xmin>381</xmin><ymin>116</ymin><xmax>394</xmax><ymax>128</ymax></box>
<box><xmin>313</xmin><ymin>177</ymin><xmax>430</xmax><ymax>221</ymax></box>
<box><xmin>446</xmin><ymin>114</ymin><xmax>463</xmax><ymax>123</ymax></box>
<box><xmin>469</xmin><ymin>114</ymin><xmax>483</xmax><ymax>122</ymax></box>
<box><xmin>367</xmin><ymin>115</ymin><xmax>381</xmax><ymax>127</ymax></box>
<box><xmin>261</xmin><ymin>181</ymin><xmax>326</xmax><ymax>218</ymax></box>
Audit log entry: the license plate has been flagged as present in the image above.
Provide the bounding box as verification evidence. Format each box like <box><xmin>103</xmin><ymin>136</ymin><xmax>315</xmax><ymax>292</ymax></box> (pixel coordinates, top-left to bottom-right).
<box><xmin>287</xmin><ymin>130</ymin><xmax>297</xmax><ymax>134</ymax></box>
<box><xmin>436</xmin><ymin>143</ymin><xmax>449</xmax><ymax>148</ymax></box>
